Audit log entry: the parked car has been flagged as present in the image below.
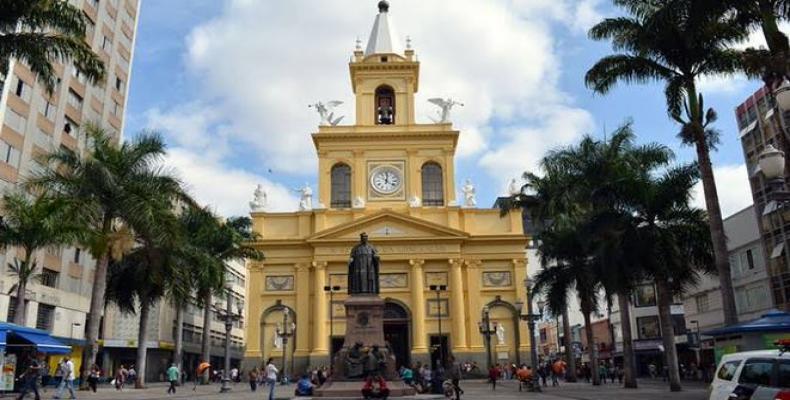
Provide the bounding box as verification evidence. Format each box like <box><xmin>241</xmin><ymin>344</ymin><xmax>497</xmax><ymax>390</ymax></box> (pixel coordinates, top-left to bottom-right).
<box><xmin>709</xmin><ymin>347</ymin><xmax>790</xmax><ymax>400</ymax></box>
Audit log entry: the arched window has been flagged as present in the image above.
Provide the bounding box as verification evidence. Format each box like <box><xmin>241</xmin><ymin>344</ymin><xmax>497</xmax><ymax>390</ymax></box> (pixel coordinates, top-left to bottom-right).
<box><xmin>331</xmin><ymin>163</ymin><xmax>352</xmax><ymax>208</ymax></box>
<box><xmin>421</xmin><ymin>162</ymin><xmax>444</xmax><ymax>206</ymax></box>
<box><xmin>375</xmin><ymin>85</ymin><xmax>395</xmax><ymax>125</ymax></box>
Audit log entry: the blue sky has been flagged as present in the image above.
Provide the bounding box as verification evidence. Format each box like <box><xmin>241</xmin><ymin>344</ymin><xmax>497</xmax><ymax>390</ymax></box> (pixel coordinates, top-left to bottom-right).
<box><xmin>124</xmin><ymin>0</ymin><xmax>758</xmax><ymax>217</ymax></box>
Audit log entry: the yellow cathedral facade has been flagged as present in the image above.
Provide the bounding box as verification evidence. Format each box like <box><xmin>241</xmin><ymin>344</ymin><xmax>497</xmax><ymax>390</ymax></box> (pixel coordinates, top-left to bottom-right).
<box><xmin>244</xmin><ymin>1</ymin><xmax>530</xmax><ymax>373</ymax></box>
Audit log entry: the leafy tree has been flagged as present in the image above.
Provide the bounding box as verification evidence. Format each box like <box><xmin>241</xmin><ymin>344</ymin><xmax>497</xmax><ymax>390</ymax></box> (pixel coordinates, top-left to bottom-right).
<box><xmin>31</xmin><ymin>125</ymin><xmax>190</xmax><ymax>387</ymax></box>
<box><xmin>0</xmin><ymin>0</ymin><xmax>105</xmax><ymax>91</ymax></box>
<box><xmin>0</xmin><ymin>192</ymin><xmax>81</xmax><ymax>325</ymax></box>
<box><xmin>585</xmin><ymin>0</ymin><xmax>745</xmax><ymax>327</ymax></box>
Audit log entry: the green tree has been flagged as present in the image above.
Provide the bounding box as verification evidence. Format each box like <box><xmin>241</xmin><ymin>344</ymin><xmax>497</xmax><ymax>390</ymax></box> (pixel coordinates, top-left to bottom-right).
<box><xmin>0</xmin><ymin>192</ymin><xmax>80</xmax><ymax>325</ymax></box>
<box><xmin>31</xmin><ymin>125</ymin><xmax>189</xmax><ymax>387</ymax></box>
<box><xmin>585</xmin><ymin>0</ymin><xmax>745</xmax><ymax>326</ymax></box>
<box><xmin>0</xmin><ymin>0</ymin><xmax>105</xmax><ymax>91</ymax></box>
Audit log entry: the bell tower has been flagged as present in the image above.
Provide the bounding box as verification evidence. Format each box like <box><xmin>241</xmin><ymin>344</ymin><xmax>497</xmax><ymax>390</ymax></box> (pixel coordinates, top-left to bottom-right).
<box><xmin>313</xmin><ymin>0</ymin><xmax>458</xmax><ymax>210</ymax></box>
<box><xmin>350</xmin><ymin>0</ymin><xmax>419</xmax><ymax>126</ymax></box>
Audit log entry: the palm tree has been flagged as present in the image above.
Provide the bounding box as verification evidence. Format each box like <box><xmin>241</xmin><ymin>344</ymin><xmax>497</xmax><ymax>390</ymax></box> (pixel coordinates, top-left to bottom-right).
<box><xmin>0</xmin><ymin>192</ymin><xmax>80</xmax><ymax>325</ymax></box>
<box><xmin>0</xmin><ymin>0</ymin><xmax>105</xmax><ymax>91</ymax></box>
<box><xmin>30</xmin><ymin>125</ymin><xmax>190</xmax><ymax>386</ymax></box>
<box><xmin>585</xmin><ymin>0</ymin><xmax>746</xmax><ymax>326</ymax></box>
<box><xmin>617</xmin><ymin>164</ymin><xmax>715</xmax><ymax>391</ymax></box>
<box><xmin>177</xmin><ymin>208</ymin><xmax>263</xmax><ymax>383</ymax></box>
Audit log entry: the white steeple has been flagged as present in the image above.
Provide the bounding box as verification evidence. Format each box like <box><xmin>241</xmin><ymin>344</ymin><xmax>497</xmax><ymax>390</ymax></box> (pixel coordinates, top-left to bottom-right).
<box><xmin>365</xmin><ymin>1</ymin><xmax>402</xmax><ymax>55</ymax></box>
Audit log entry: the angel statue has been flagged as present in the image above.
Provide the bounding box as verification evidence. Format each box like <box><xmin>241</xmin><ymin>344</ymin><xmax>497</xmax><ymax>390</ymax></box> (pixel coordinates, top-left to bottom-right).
<box><xmin>294</xmin><ymin>183</ymin><xmax>313</xmax><ymax>211</ymax></box>
<box><xmin>249</xmin><ymin>184</ymin><xmax>267</xmax><ymax>212</ymax></box>
<box><xmin>508</xmin><ymin>178</ymin><xmax>521</xmax><ymax>196</ymax></box>
<box><xmin>309</xmin><ymin>100</ymin><xmax>345</xmax><ymax>126</ymax></box>
<box><xmin>496</xmin><ymin>323</ymin><xmax>506</xmax><ymax>345</ymax></box>
<box><xmin>428</xmin><ymin>98</ymin><xmax>464</xmax><ymax>123</ymax></box>
<box><xmin>462</xmin><ymin>179</ymin><xmax>476</xmax><ymax>208</ymax></box>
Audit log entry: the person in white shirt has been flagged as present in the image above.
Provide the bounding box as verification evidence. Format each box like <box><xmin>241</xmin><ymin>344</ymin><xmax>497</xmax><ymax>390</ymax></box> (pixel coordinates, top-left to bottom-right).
<box><xmin>265</xmin><ymin>358</ymin><xmax>278</xmax><ymax>400</ymax></box>
<box><xmin>54</xmin><ymin>356</ymin><xmax>76</xmax><ymax>399</ymax></box>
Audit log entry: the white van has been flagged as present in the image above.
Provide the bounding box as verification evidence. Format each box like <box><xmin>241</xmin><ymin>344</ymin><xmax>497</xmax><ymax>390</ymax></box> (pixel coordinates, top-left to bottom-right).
<box><xmin>709</xmin><ymin>349</ymin><xmax>790</xmax><ymax>400</ymax></box>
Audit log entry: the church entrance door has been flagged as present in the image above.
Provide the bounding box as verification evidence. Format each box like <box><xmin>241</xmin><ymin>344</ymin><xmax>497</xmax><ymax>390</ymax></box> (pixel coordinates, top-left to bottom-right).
<box><xmin>383</xmin><ymin>301</ymin><xmax>410</xmax><ymax>369</ymax></box>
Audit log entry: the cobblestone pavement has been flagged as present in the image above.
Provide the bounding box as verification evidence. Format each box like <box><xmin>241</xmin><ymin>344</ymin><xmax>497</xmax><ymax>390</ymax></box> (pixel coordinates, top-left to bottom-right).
<box><xmin>8</xmin><ymin>378</ymin><xmax>709</xmax><ymax>400</ymax></box>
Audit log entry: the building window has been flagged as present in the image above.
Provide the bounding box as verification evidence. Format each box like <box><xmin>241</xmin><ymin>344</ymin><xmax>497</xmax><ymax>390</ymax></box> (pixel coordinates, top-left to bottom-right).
<box><xmin>330</xmin><ymin>163</ymin><xmax>352</xmax><ymax>208</ymax></box>
<box><xmin>6</xmin><ymin>297</ymin><xmax>27</xmax><ymax>322</ymax></box>
<box><xmin>115</xmin><ymin>77</ymin><xmax>125</xmax><ymax>93</ymax></box>
<box><xmin>375</xmin><ymin>85</ymin><xmax>395</xmax><ymax>125</ymax></box>
<box><xmin>421</xmin><ymin>162</ymin><xmax>444</xmax><ymax>206</ymax></box>
<box><xmin>40</xmin><ymin>100</ymin><xmax>56</xmax><ymax>121</ymax></box>
<box><xmin>67</xmin><ymin>89</ymin><xmax>83</xmax><ymax>110</ymax></box>
<box><xmin>36</xmin><ymin>304</ymin><xmax>55</xmax><ymax>332</ymax></box>
<box><xmin>71</xmin><ymin>67</ymin><xmax>87</xmax><ymax>85</ymax></box>
<box><xmin>74</xmin><ymin>248</ymin><xmax>81</xmax><ymax>263</ymax></box>
<box><xmin>4</xmin><ymin>109</ymin><xmax>27</xmax><ymax>133</ymax></box>
<box><xmin>634</xmin><ymin>284</ymin><xmax>657</xmax><ymax>307</ymax></box>
<box><xmin>14</xmin><ymin>78</ymin><xmax>31</xmax><ymax>102</ymax></box>
<box><xmin>64</xmin><ymin>118</ymin><xmax>79</xmax><ymax>137</ymax></box>
<box><xmin>745</xmin><ymin>249</ymin><xmax>755</xmax><ymax>270</ymax></box>
<box><xmin>0</xmin><ymin>140</ymin><xmax>21</xmax><ymax>167</ymax></box>
<box><xmin>102</xmin><ymin>36</ymin><xmax>112</xmax><ymax>51</ymax></box>
<box><xmin>41</xmin><ymin>268</ymin><xmax>59</xmax><ymax>288</ymax></box>
<box><xmin>636</xmin><ymin>316</ymin><xmax>660</xmax><ymax>339</ymax></box>
<box><xmin>695</xmin><ymin>294</ymin><xmax>709</xmax><ymax>313</ymax></box>
<box><xmin>111</xmin><ymin>100</ymin><xmax>121</xmax><ymax>116</ymax></box>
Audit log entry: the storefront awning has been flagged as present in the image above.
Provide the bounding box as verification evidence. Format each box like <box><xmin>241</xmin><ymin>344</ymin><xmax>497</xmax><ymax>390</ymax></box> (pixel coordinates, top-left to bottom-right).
<box><xmin>0</xmin><ymin>322</ymin><xmax>71</xmax><ymax>354</ymax></box>
<box><xmin>13</xmin><ymin>330</ymin><xmax>70</xmax><ymax>354</ymax></box>
<box><xmin>703</xmin><ymin>310</ymin><xmax>790</xmax><ymax>336</ymax></box>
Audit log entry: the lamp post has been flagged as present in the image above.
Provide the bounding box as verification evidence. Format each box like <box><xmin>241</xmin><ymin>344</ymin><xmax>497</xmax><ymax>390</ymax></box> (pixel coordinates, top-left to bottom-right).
<box><xmin>515</xmin><ymin>277</ymin><xmax>545</xmax><ymax>392</ymax></box>
<box><xmin>478</xmin><ymin>306</ymin><xmax>497</xmax><ymax>370</ymax></box>
<box><xmin>276</xmin><ymin>308</ymin><xmax>295</xmax><ymax>384</ymax></box>
<box><xmin>219</xmin><ymin>282</ymin><xmax>243</xmax><ymax>393</ymax></box>
<box><xmin>323</xmin><ymin>285</ymin><xmax>341</xmax><ymax>376</ymax></box>
<box><xmin>429</xmin><ymin>284</ymin><xmax>447</xmax><ymax>368</ymax></box>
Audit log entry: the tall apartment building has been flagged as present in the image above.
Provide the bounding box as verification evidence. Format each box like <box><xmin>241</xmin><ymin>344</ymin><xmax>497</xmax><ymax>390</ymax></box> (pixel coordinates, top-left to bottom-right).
<box><xmin>100</xmin><ymin>260</ymin><xmax>247</xmax><ymax>382</ymax></box>
<box><xmin>0</xmin><ymin>0</ymin><xmax>140</xmax><ymax>373</ymax></box>
<box><xmin>736</xmin><ymin>86</ymin><xmax>790</xmax><ymax>310</ymax></box>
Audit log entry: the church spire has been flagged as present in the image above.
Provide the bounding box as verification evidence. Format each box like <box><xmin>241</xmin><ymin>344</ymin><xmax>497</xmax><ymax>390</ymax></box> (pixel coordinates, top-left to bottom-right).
<box><xmin>365</xmin><ymin>0</ymin><xmax>401</xmax><ymax>55</ymax></box>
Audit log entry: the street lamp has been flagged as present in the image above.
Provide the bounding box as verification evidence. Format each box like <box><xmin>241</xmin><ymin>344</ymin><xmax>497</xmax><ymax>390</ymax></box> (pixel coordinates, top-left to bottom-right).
<box><xmin>429</xmin><ymin>284</ymin><xmax>447</xmax><ymax>368</ymax></box>
<box><xmin>219</xmin><ymin>282</ymin><xmax>243</xmax><ymax>393</ymax></box>
<box><xmin>478</xmin><ymin>306</ymin><xmax>498</xmax><ymax>370</ymax></box>
<box><xmin>323</xmin><ymin>285</ymin><xmax>341</xmax><ymax>376</ymax></box>
<box><xmin>515</xmin><ymin>278</ymin><xmax>545</xmax><ymax>392</ymax></box>
<box><xmin>775</xmin><ymin>81</ymin><xmax>790</xmax><ymax>112</ymax></box>
<box><xmin>689</xmin><ymin>320</ymin><xmax>701</xmax><ymax>370</ymax></box>
<box><xmin>276</xmin><ymin>308</ymin><xmax>295</xmax><ymax>384</ymax></box>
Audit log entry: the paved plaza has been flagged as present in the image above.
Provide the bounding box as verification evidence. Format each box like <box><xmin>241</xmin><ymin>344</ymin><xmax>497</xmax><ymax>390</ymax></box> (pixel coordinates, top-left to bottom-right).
<box><xmin>10</xmin><ymin>379</ymin><xmax>709</xmax><ymax>400</ymax></box>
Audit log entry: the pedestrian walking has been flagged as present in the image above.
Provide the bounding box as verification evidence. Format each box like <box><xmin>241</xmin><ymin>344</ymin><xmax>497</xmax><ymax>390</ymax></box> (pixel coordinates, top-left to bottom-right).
<box><xmin>166</xmin><ymin>363</ymin><xmax>180</xmax><ymax>395</ymax></box>
<box><xmin>265</xmin><ymin>358</ymin><xmax>279</xmax><ymax>400</ymax></box>
<box><xmin>88</xmin><ymin>364</ymin><xmax>101</xmax><ymax>392</ymax></box>
<box><xmin>488</xmin><ymin>364</ymin><xmax>500</xmax><ymax>391</ymax></box>
<box><xmin>249</xmin><ymin>367</ymin><xmax>259</xmax><ymax>391</ymax></box>
<box><xmin>16</xmin><ymin>353</ymin><xmax>44</xmax><ymax>400</ymax></box>
<box><xmin>448</xmin><ymin>356</ymin><xmax>463</xmax><ymax>400</ymax></box>
<box><xmin>53</xmin><ymin>356</ymin><xmax>77</xmax><ymax>399</ymax></box>
<box><xmin>194</xmin><ymin>360</ymin><xmax>211</xmax><ymax>390</ymax></box>
<box><xmin>114</xmin><ymin>364</ymin><xmax>127</xmax><ymax>391</ymax></box>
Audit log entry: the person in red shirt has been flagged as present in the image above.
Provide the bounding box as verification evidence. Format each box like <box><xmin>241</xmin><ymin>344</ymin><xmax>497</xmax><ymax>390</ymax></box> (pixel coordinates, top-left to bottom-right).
<box><xmin>361</xmin><ymin>373</ymin><xmax>390</xmax><ymax>399</ymax></box>
<box><xmin>488</xmin><ymin>364</ymin><xmax>501</xmax><ymax>391</ymax></box>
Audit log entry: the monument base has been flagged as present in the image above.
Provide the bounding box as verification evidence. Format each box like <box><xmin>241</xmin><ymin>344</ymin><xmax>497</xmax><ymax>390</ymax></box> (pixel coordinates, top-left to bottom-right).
<box><xmin>313</xmin><ymin>380</ymin><xmax>417</xmax><ymax>398</ymax></box>
<box><xmin>332</xmin><ymin>295</ymin><xmax>398</xmax><ymax>381</ymax></box>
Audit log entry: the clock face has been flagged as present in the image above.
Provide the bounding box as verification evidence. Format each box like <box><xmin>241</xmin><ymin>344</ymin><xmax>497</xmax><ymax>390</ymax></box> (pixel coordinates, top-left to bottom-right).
<box><xmin>370</xmin><ymin>166</ymin><xmax>402</xmax><ymax>194</ymax></box>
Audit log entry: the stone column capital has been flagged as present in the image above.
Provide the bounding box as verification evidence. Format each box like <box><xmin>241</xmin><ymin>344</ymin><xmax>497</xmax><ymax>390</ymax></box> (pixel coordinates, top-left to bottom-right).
<box><xmin>464</xmin><ymin>259</ymin><xmax>482</xmax><ymax>270</ymax></box>
<box><xmin>295</xmin><ymin>263</ymin><xmax>310</xmax><ymax>272</ymax></box>
<box><xmin>312</xmin><ymin>261</ymin><xmax>328</xmax><ymax>270</ymax></box>
<box><xmin>512</xmin><ymin>258</ymin><xmax>527</xmax><ymax>268</ymax></box>
<box><xmin>449</xmin><ymin>258</ymin><xmax>464</xmax><ymax>268</ymax></box>
<box><xmin>409</xmin><ymin>259</ymin><xmax>425</xmax><ymax>268</ymax></box>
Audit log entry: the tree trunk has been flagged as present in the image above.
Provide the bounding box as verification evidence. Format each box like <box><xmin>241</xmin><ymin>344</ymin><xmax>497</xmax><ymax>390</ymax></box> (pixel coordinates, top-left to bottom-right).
<box><xmin>200</xmin><ymin>291</ymin><xmax>212</xmax><ymax>384</ymax></box>
<box><xmin>13</xmin><ymin>252</ymin><xmax>34</xmax><ymax>326</ymax></box>
<box><xmin>13</xmin><ymin>280</ymin><xmax>27</xmax><ymax>326</ymax></box>
<box><xmin>82</xmin><ymin>215</ymin><xmax>113</xmax><ymax>389</ymax></box>
<box><xmin>583</xmin><ymin>309</ymin><xmax>600</xmax><ymax>386</ymax></box>
<box><xmin>686</xmin><ymin>82</ymin><xmax>738</xmax><ymax>327</ymax></box>
<box><xmin>174</xmin><ymin>303</ymin><xmax>184</xmax><ymax>375</ymax></box>
<box><xmin>135</xmin><ymin>299</ymin><xmax>151</xmax><ymax>389</ymax></box>
<box><xmin>656</xmin><ymin>278</ymin><xmax>681</xmax><ymax>392</ymax></box>
<box><xmin>618</xmin><ymin>294</ymin><xmax>637</xmax><ymax>389</ymax></box>
<box><xmin>562</xmin><ymin>308</ymin><xmax>577</xmax><ymax>382</ymax></box>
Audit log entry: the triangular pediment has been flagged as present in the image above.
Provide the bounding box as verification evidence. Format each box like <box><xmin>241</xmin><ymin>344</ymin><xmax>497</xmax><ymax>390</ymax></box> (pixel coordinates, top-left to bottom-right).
<box><xmin>308</xmin><ymin>211</ymin><xmax>469</xmax><ymax>242</ymax></box>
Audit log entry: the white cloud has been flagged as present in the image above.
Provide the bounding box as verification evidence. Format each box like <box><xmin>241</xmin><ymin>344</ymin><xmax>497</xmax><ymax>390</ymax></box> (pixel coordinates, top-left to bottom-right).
<box><xmin>692</xmin><ymin>164</ymin><xmax>753</xmax><ymax>218</ymax></box>
<box><xmin>145</xmin><ymin>0</ymin><xmax>599</xmax><ymax>174</ymax></box>
<box><xmin>166</xmin><ymin>147</ymin><xmax>299</xmax><ymax>216</ymax></box>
